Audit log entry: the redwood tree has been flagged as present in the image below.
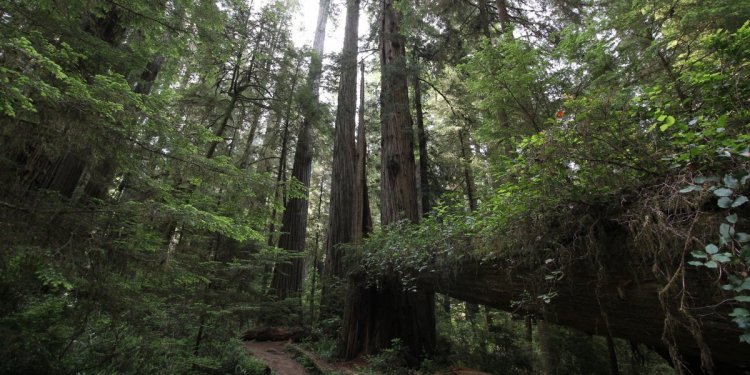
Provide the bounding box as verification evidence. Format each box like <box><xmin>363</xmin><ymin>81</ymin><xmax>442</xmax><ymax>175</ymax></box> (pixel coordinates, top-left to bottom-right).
<box><xmin>341</xmin><ymin>0</ymin><xmax>436</xmax><ymax>361</ymax></box>
<box><xmin>322</xmin><ymin>0</ymin><xmax>360</xmax><ymax>302</ymax></box>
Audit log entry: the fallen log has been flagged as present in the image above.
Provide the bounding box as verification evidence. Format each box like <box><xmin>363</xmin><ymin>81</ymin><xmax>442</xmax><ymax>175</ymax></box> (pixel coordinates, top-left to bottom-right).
<box><xmin>242</xmin><ymin>326</ymin><xmax>306</xmax><ymax>342</ymax></box>
<box><xmin>430</xmin><ymin>248</ymin><xmax>749</xmax><ymax>373</ymax></box>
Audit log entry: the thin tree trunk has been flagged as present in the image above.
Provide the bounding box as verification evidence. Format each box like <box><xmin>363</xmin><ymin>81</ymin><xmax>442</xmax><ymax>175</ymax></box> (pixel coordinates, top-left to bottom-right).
<box><xmin>239</xmin><ymin>107</ymin><xmax>264</xmax><ymax>170</ymax></box>
<box><xmin>458</xmin><ymin>128</ymin><xmax>481</xmax><ymax>319</ymax></box>
<box><xmin>412</xmin><ymin>53</ymin><xmax>431</xmax><ymax>217</ymax></box>
<box><xmin>353</xmin><ymin>62</ymin><xmax>372</xmax><ymax>241</ymax></box>
<box><xmin>309</xmin><ymin>175</ymin><xmax>327</xmax><ymax>326</ymax></box>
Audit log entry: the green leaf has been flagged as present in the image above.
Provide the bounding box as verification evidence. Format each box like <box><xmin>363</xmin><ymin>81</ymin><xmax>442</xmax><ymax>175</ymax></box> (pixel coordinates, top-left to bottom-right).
<box><xmin>694</xmin><ymin>176</ymin><xmax>719</xmax><ymax>184</ymax></box>
<box><xmin>714</xmin><ymin>188</ymin><xmax>734</xmax><ymax>197</ymax></box>
<box><xmin>711</xmin><ymin>253</ymin><xmax>731</xmax><ymax>263</ymax></box>
<box><xmin>718</xmin><ymin>197</ymin><xmax>733</xmax><ymax>208</ymax></box>
<box><xmin>727</xmin><ymin>214</ymin><xmax>739</xmax><ymax>224</ymax></box>
<box><xmin>735</xmin><ymin>232</ymin><xmax>750</xmax><ymax>243</ymax></box>
<box><xmin>730</xmin><ymin>308</ymin><xmax>750</xmax><ymax>318</ymax></box>
<box><xmin>724</xmin><ymin>175</ymin><xmax>739</xmax><ymax>189</ymax></box>
<box><xmin>720</xmin><ymin>224</ymin><xmax>733</xmax><ymax>239</ymax></box>
<box><xmin>733</xmin><ymin>196</ymin><xmax>749</xmax><ymax>207</ymax></box>
<box><xmin>691</xmin><ymin>251</ymin><xmax>708</xmax><ymax>259</ymax></box>
<box><xmin>657</xmin><ymin>114</ymin><xmax>667</xmax><ymax>122</ymax></box>
<box><xmin>735</xmin><ymin>296</ymin><xmax>750</xmax><ymax>302</ymax></box>
<box><xmin>740</xmin><ymin>334</ymin><xmax>750</xmax><ymax>344</ymax></box>
<box><xmin>679</xmin><ymin>185</ymin><xmax>701</xmax><ymax>193</ymax></box>
<box><xmin>704</xmin><ymin>260</ymin><xmax>718</xmax><ymax>268</ymax></box>
<box><xmin>659</xmin><ymin>116</ymin><xmax>676</xmax><ymax>131</ymax></box>
<box><xmin>718</xmin><ymin>114</ymin><xmax>728</xmax><ymax>127</ymax></box>
<box><xmin>706</xmin><ymin>244</ymin><xmax>719</xmax><ymax>254</ymax></box>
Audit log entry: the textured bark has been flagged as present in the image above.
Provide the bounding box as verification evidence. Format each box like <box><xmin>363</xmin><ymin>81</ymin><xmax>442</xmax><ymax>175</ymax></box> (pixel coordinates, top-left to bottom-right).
<box><xmin>269</xmin><ymin>118</ymin><xmax>312</xmax><ymax>299</ymax></box>
<box><xmin>431</xmin><ymin>248</ymin><xmax>750</xmax><ymax>373</ymax></box>
<box><xmin>341</xmin><ymin>0</ymin><xmax>436</xmax><ymax>361</ymax></box>
<box><xmin>266</xmin><ymin>102</ymin><xmax>292</xmax><ymax>247</ymax></box>
<box><xmin>270</xmin><ymin>0</ymin><xmax>329</xmax><ymax>299</ymax></box>
<box><xmin>352</xmin><ymin>62</ymin><xmax>373</xmax><ymax>241</ymax></box>
<box><xmin>495</xmin><ymin>0</ymin><xmax>511</xmax><ymax>33</ymax></box>
<box><xmin>458</xmin><ymin>130</ymin><xmax>478</xmax><ymax>212</ymax></box>
<box><xmin>412</xmin><ymin>57</ymin><xmax>431</xmax><ymax>217</ymax></box>
<box><xmin>308</xmin><ymin>175</ymin><xmax>327</xmax><ymax>325</ymax></box>
<box><xmin>478</xmin><ymin>0</ymin><xmax>492</xmax><ymax>37</ymax></box>
<box><xmin>266</xmin><ymin>61</ymin><xmax>302</xmax><ymax>246</ymax></box>
<box><xmin>458</xmin><ymin>129</ymin><xmax>481</xmax><ymax>319</ymax></box>
<box><xmin>239</xmin><ymin>107</ymin><xmax>264</xmax><ymax>170</ymax></box>
<box><xmin>324</xmin><ymin>0</ymin><xmax>360</xmax><ymax>281</ymax></box>
<box><xmin>379</xmin><ymin>0</ymin><xmax>419</xmax><ymax>224</ymax></box>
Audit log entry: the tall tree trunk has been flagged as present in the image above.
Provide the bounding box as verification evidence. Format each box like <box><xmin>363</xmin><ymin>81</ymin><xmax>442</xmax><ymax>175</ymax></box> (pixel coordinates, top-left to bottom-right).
<box><xmin>537</xmin><ymin>320</ymin><xmax>556</xmax><ymax>375</ymax></box>
<box><xmin>478</xmin><ymin>0</ymin><xmax>492</xmax><ymax>38</ymax></box>
<box><xmin>353</xmin><ymin>62</ymin><xmax>373</xmax><ymax>241</ymax></box>
<box><xmin>458</xmin><ymin>128</ymin><xmax>481</xmax><ymax>320</ymax></box>
<box><xmin>238</xmin><ymin>106</ymin><xmax>264</xmax><ymax>170</ymax></box>
<box><xmin>322</xmin><ymin>0</ymin><xmax>360</xmax><ymax>313</ymax></box>
<box><xmin>266</xmin><ymin>61</ymin><xmax>302</xmax><ymax>247</ymax></box>
<box><xmin>412</xmin><ymin>54</ymin><xmax>431</xmax><ymax>217</ymax></box>
<box><xmin>341</xmin><ymin>0</ymin><xmax>436</xmax><ymax>361</ymax></box>
<box><xmin>269</xmin><ymin>0</ymin><xmax>330</xmax><ymax>299</ymax></box>
<box><xmin>309</xmin><ymin>175</ymin><xmax>327</xmax><ymax>326</ymax></box>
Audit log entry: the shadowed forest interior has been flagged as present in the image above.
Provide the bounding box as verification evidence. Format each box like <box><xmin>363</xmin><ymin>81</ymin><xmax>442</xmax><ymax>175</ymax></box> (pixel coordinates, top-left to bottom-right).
<box><xmin>1</xmin><ymin>0</ymin><xmax>749</xmax><ymax>374</ymax></box>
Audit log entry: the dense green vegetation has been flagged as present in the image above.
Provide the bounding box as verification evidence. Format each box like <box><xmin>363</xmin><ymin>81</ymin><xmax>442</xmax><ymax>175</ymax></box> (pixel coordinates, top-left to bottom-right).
<box><xmin>0</xmin><ymin>0</ymin><xmax>748</xmax><ymax>374</ymax></box>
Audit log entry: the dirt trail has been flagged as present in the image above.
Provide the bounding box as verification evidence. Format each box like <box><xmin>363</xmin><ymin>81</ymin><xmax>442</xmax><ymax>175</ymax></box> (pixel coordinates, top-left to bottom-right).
<box><xmin>244</xmin><ymin>340</ymin><xmax>491</xmax><ymax>375</ymax></box>
<box><xmin>245</xmin><ymin>341</ymin><xmax>308</xmax><ymax>375</ymax></box>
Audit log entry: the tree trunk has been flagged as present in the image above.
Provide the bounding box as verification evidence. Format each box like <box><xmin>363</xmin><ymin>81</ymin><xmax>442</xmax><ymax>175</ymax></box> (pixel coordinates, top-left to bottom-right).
<box><xmin>353</xmin><ymin>62</ymin><xmax>373</xmax><ymax>242</ymax></box>
<box><xmin>412</xmin><ymin>53</ymin><xmax>431</xmax><ymax>217</ymax></box>
<box><xmin>323</xmin><ymin>0</ymin><xmax>360</xmax><ymax>283</ymax></box>
<box><xmin>341</xmin><ymin>0</ymin><xmax>436</xmax><ymax>361</ymax></box>
<box><xmin>458</xmin><ymin>128</ymin><xmax>481</xmax><ymax>320</ymax></box>
<box><xmin>537</xmin><ymin>320</ymin><xmax>555</xmax><ymax>375</ymax></box>
<box><xmin>269</xmin><ymin>0</ymin><xmax>330</xmax><ymax>299</ymax></box>
<box><xmin>495</xmin><ymin>0</ymin><xmax>511</xmax><ymax>33</ymax></box>
<box><xmin>33</xmin><ymin>13</ymin><xmax>161</xmax><ymax>201</ymax></box>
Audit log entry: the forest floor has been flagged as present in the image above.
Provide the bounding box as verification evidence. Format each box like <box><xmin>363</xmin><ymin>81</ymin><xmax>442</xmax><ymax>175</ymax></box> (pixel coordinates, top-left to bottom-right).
<box><xmin>244</xmin><ymin>340</ymin><xmax>364</xmax><ymax>375</ymax></box>
<box><xmin>244</xmin><ymin>340</ymin><xmax>490</xmax><ymax>375</ymax></box>
<box><xmin>245</xmin><ymin>341</ymin><xmax>309</xmax><ymax>375</ymax></box>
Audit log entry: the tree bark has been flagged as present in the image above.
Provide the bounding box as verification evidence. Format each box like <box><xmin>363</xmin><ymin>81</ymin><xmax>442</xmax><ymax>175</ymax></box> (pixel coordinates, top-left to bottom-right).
<box><xmin>320</xmin><ymin>0</ymin><xmax>360</xmax><ymax>320</ymax></box>
<box><xmin>269</xmin><ymin>0</ymin><xmax>330</xmax><ymax>299</ymax></box>
<box><xmin>353</xmin><ymin>62</ymin><xmax>373</xmax><ymax>242</ymax></box>
<box><xmin>323</xmin><ymin>0</ymin><xmax>360</xmax><ymax>283</ymax></box>
<box><xmin>412</xmin><ymin>53</ymin><xmax>431</xmax><ymax>217</ymax></box>
<box><xmin>341</xmin><ymin>0</ymin><xmax>436</xmax><ymax>361</ymax></box>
